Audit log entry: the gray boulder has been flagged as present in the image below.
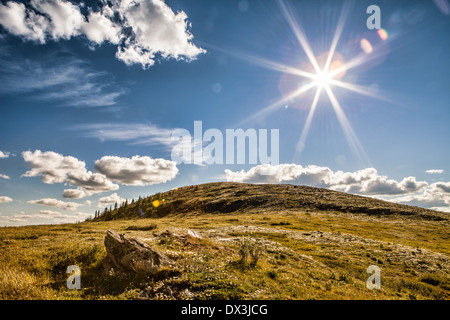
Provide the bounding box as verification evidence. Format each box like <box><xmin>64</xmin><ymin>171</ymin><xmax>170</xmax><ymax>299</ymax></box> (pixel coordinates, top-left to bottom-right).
<box><xmin>103</xmin><ymin>229</ymin><xmax>171</xmax><ymax>274</ymax></box>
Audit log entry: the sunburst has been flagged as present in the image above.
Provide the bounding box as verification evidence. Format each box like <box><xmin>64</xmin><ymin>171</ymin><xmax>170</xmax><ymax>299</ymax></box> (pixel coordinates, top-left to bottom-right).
<box><xmin>223</xmin><ymin>0</ymin><xmax>391</xmax><ymax>166</ymax></box>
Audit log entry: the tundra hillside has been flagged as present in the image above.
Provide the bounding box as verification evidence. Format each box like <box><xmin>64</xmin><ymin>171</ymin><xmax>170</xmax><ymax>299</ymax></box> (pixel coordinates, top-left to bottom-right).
<box><xmin>1</xmin><ymin>182</ymin><xmax>448</xmax><ymax>300</ymax></box>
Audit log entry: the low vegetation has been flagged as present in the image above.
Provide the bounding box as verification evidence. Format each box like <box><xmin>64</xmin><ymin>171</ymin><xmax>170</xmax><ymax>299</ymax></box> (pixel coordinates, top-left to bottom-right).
<box><xmin>0</xmin><ymin>182</ymin><xmax>448</xmax><ymax>300</ymax></box>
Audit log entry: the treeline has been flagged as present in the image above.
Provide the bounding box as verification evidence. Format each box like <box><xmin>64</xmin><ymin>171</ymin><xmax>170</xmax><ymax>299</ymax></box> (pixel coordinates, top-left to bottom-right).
<box><xmin>90</xmin><ymin>185</ymin><xmax>201</xmax><ymax>221</ymax></box>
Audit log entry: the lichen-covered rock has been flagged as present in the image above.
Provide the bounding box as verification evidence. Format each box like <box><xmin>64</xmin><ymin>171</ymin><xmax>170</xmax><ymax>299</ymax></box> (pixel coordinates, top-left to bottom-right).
<box><xmin>103</xmin><ymin>229</ymin><xmax>171</xmax><ymax>274</ymax></box>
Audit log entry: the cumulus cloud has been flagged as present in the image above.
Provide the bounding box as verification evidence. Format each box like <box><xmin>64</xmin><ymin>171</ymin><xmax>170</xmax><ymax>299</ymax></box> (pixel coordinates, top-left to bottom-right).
<box><xmin>391</xmin><ymin>182</ymin><xmax>450</xmax><ymax>210</ymax></box>
<box><xmin>434</xmin><ymin>182</ymin><xmax>450</xmax><ymax>193</ymax></box>
<box><xmin>225</xmin><ymin>164</ymin><xmax>450</xmax><ymax>212</ymax></box>
<box><xmin>22</xmin><ymin>150</ymin><xmax>119</xmax><ymax>196</ymax></box>
<box><xmin>63</xmin><ymin>188</ymin><xmax>91</xmax><ymax>199</ymax></box>
<box><xmin>425</xmin><ymin>169</ymin><xmax>444</xmax><ymax>174</ymax></box>
<box><xmin>0</xmin><ymin>0</ymin><xmax>205</xmax><ymax>69</ymax></box>
<box><xmin>113</xmin><ymin>0</ymin><xmax>205</xmax><ymax>68</ymax></box>
<box><xmin>65</xmin><ymin>170</ymin><xmax>120</xmax><ymax>193</ymax></box>
<box><xmin>362</xmin><ymin>175</ymin><xmax>428</xmax><ymax>195</ymax></box>
<box><xmin>95</xmin><ymin>155</ymin><xmax>178</xmax><ymax>186</ymax></box>
<box><xmin>27</xmin><ymin>198</ymin><xmax>82</xmax><ymax>211</ymax></box>
<box><xmin>0</xmin><ymin>1</ymin><xmax>49</xmax><ymax>43</ymax></box>
<box><xmin>0</xmin><ymin>196</ymin><xmax>13</xmax><ymax>203</ymax></box>
<box><xmin>0</xmin><ymin>174</ymin><xmax>10</xmax><ymax>180</ymax></box>
<box><xmin>22</xmin><ymin>150</ymin><xmax>178</xmax><ymax>199</ymax></box>
<box><xmin>22</xmin><ymin>150</ymin><xmax>87</xmax><ymax>184</ymax></box>
<box><xmin>98</xmin><ymin>192</ymin><xmax>125</xmax><ymax>207</ymax></box>
<box><xmin>225</xmin><ymin>164</ymin><xmax>428</xmax><ymax>196</ymax></box>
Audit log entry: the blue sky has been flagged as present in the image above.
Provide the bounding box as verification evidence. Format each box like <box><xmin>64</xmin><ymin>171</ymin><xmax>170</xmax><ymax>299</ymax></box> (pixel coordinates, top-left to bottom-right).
<box><xmin>0</xmin><ymin>0</ymin><xmax>449</xmax><ymax>226</ymax></box>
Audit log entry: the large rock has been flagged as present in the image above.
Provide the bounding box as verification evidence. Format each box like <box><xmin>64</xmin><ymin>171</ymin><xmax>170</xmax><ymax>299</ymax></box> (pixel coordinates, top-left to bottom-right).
<box><xmin>103</xmin><ymin>229</ymin><xmax>171</xmax><ymax>274</ymax></box>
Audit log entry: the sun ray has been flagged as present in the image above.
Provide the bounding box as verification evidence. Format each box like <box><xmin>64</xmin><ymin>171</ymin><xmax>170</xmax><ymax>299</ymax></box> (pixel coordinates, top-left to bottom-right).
<box><xmin>238</xmin><ymin>54</ymin><xmax>316</xmax><ymax>80</ymax></box>
<box><xmin>328</xmin><ymin>79</ymin><xmax>388</xmax><ymax>101</ymax></box>
<box><xmin>199</xmin><ymin>41</ymin><xmax>317</xmax><ymax>80</ymax></box>
<box><xmin>278</xmin><ymin>0</ymin><xmax>322</xmax><ymax>74</ymax></box>
<box><xmin>295</xmin><ymin>86</ymin><xmax>322</xmax><ymax>154</ymax></box>
<box><xmin>325</xmin><ymin>86</ymin><xmax>371</xmax><ymax>166</ymax></box>
<box><xmin>222</xmin><ymin>1</ymin><xmax>385</xmax><ymax>165</ymax></box>
<box><xmin>236</xmin><ymin>80</ymin><xmax>319</xmax><ymax>126</ymax></box>
<box><xmin>323</xmin><ymin>4</ymin><xmax>348</xmax><ymax>73</ymax></box>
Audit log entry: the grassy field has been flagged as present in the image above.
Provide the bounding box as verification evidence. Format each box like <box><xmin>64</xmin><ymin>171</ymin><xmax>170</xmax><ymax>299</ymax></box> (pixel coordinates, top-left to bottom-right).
<box><xmin>0</xmin><ymin>183</ymin><xmax>449</xmax><ymax>300</ymax></box>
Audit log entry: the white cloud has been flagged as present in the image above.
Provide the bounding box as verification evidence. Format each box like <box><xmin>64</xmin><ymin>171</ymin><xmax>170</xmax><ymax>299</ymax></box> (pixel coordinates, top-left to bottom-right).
<box><xmin>22</xmin><ymin>150</ymin><xmax>86</xmax><ymax>184</ymax></box>
<box><xmin>22</xmin><ymin>150</ymin><xmax>119</xmax><ymax>194</ymax></box>
<box><xmin>225</xmin><ymin>164</ymin><xmax>450</xmax><ymax>212</ymax></box>
<box><xmin>225</xmin><ymin>164</ymin><xmax>428</xmax><ymax>195</ymax></box>
<box><xmin>0</xmin><ymin>151</ymin><xmax>11</xmax><ymax>180</ymax></box>
<box><xmin>38</xmin><ymin>210</ymin><xmax>64</xmax><ymax>217</ymax></box>
<box><xmin>430</xmin><ymin>206</ymin><xmax>450</xmax><ymax>213</ymax></box>
<box><xmin>22</xmin><ymin>150</ymin><xmax>177</xmax><ymax>200</ymax></box>
<box><xmin>225</xmin><ymin>164</ymin><xmax>330</xmax><ymax>185</ymax></box>
<box><xmin>98</xmin><ymin>192</ymin><xmax>125</xmax><ymax>207</ymax></box>
<box><xmin>65</xmin><ymin>170</ymin><xmax>120</xmax><ymax>193</ymax></box>
<box><xmin>0</xmin><ymin>151</ymin><xmax>10</xmax><ymax>158</ymax></box>
<box><xmin>29</xmin><ymin>0</ymin><xmax>84</xmax><ymax>40</ymax></box>
<box><xmin>434</xmin><ymin>182</ymin><xmax>450</xmax><ymax>193</ymax></box>
<box><xmin>425</xmin><ymin>169</ymin><xmax>444</xmax><ymax>174</ymax></box>
<box><xmin>54</xmin><ymin>212</ymin><xmax>91</xmax><ymax>223</ymax></box>
<box><xmin>0</xmin><ymin>196</ymin><xmax>13</xmax><ymax>203</ymax></box>
<box><xmin>113</xmin><ymin>0</ymin><xmax>205</xmax><ymax>68</ymax></box>
<box><xmin>82</xmin><ymin>10</ymin><xmax>121</xmax><ymax>45</ymax></box>
<box><xmin>95</xmin><ymin>155</ymin><xmax>179</xmax><ymax>186</ymax></box>
<box><xmin>0</xmin><ymin>1</ymin><xmax>49</xmax><ymax>43</ymax></box>
<box><xmin>391</xmin><ymin>182</ymin><xmax>450</xmax><ymax>210</ymax></box>
<box><xmin>116</xmin><ymin>45</ymin><xmax>156</xmax><ymax>69</ymax></box>
<box><xmin>1</xmin><ymin>210</ymin><xmax>92</xmax><ymax>225</ymax></box>
<box><xmin>0</xmin><ymin>0</ymin><xmax>205</xmax><ymax>69</ymax></box>
<box><xmin>361</xmin><ymin>175</ymin><xmax>428</xmax><ymax>195</ymax></box>
<box><xmin>27</xmin><ymin>198</ymin><xmax>83</xmax><ymax>211</ymax></box>
<box><xmin>63</xmin><ymin>188</ymin><xmax>91</xmax><ymax>199</ymax></box>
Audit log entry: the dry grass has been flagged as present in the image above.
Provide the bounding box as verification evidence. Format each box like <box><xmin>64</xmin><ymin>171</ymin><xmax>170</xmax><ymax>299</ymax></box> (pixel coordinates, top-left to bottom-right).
<box><xmin>0</xmin><ymin>182</ymin><xmax>448</xmax><ymax>300</ymax></box>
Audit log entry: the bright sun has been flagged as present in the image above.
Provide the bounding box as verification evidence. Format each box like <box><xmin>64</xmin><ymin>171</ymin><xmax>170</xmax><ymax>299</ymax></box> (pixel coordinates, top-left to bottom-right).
<box><xmin>315</xmin><ymin>70</ymin><xmax>333</xmax><ymax>89</ymax></box>
<box><xmin>236</xmin><ymin>0</ymin><xmax>383</xmax><ymax>165</ymax></box>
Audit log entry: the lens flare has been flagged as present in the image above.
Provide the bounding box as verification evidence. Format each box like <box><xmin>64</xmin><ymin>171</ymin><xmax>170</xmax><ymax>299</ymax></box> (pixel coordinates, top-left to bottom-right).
<box><xmin>328</xmin><ymin>60</ymin><xmax>346</xmax><ymax>79</ymax></box>
<box><xmin>377</xmin><ymin>29</ymin><xmax>388</xmax><ymax>40</ymax></box>
<box><xmin>360</xmin><ymin>38</ymin><xmax>373</xmax><ymax>54</ymax></box>
<box><xmin>152</xmin><ymin>200</ymin><xmax>160</xmax><ymax>207</ymax></box>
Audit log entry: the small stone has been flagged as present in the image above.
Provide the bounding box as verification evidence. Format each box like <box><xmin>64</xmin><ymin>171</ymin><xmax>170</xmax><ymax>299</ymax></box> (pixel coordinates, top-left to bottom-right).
<box><xmin>187</xmin><ymin>230</ymin><xmax>202</xmax><ymax>239</ymax></box>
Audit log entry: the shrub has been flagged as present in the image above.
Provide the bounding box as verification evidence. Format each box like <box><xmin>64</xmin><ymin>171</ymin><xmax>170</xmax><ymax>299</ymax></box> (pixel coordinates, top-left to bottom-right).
<box><xmin>237</xmin><ymin>237</ymin><xmax>262</xmax><ymax>267</ymax></box>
